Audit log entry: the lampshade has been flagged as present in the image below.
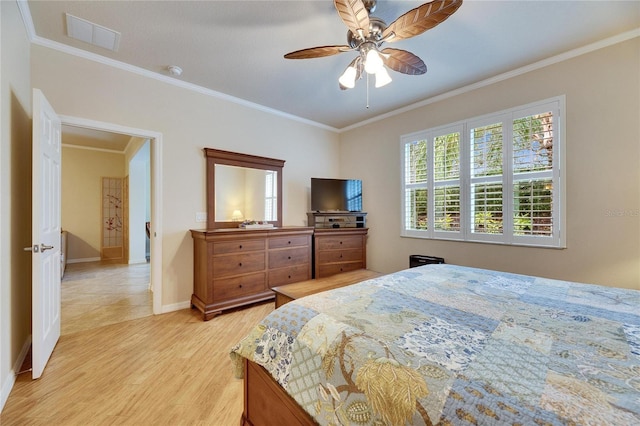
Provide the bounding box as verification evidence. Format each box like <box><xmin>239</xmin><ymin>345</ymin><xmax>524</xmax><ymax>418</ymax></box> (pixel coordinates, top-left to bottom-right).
<box><xmin>339</xmin><ymin>65</ymin><xmax>358</xmax><ymax>89</ymax></box>
<box><xmin>374</xmin><ymin>67</ymin><xmax>392</xmax><ymax>88</ymax></box>
<box><xmin>231</xmin><ymin>210</ymin><xmax>243</xmax><ymax>221</ymax></box>
<box><xmin>364</xmin><ymin>49</ymin><xmax>384</xmax><ymax>74</ymax></box>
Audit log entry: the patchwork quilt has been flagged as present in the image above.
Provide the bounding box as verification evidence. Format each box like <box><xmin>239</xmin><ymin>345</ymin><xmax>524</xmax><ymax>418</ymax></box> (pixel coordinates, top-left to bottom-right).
<box><xmin>230</xmin><ymin>264</ymin><xmax>640</xmax><ymax>425</ymax></box>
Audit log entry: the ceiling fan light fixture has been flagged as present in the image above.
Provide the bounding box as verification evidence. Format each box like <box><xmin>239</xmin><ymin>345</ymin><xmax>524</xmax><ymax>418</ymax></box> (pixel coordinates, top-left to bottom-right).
<box><xmin>374</xmin><ymin>67</ymin><xmax>392</xmax><ymax>88</ymax></box>
<box><xmin>339</xmin><ymin>65</ymin><xmax>358</xmax><ymax>89</ymax></box>
<box><xmin>339</xmin><ymin>57</ymin><xmax>362</xmax><ymax>89</ymax></box>
<box><xmin>364</xmin><ymin>47</ymin><xmax>383</xmax><ymax>74</ymax></box>
<box><xmin>284</xmin><ymin>0</ymin><xmax>463</xmax><ymax>93</ymax></box>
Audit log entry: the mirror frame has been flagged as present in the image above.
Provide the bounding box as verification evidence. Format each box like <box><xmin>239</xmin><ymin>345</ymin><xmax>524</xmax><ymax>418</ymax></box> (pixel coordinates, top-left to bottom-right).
<box><xmin>205</xmin><ymin>148</ymin><xmax>284</xmax><ymax>229</ymax></box>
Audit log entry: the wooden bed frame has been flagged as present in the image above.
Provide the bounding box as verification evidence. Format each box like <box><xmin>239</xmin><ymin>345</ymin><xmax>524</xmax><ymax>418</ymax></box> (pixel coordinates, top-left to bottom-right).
<box><xmin>242</xmin><ymin>358</ymin><xmax>316</xmax><ymax>426</ymax></box>
<box><xmin>241</xmin><ymin>270</ymin><xmax>382</xmax><ymax>425</ymax></box>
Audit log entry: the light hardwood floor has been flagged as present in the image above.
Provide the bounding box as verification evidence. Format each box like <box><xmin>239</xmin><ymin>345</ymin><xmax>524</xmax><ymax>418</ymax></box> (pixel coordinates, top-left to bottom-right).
<box><xmin>1</xmin><ymin>262</ymin><xmax>274</xmax><ymax>425</ymax></box>
<box><xmin>61</xmin><ymin>261</ymin><xmax>153</xmax><ymax>335</ymax></box>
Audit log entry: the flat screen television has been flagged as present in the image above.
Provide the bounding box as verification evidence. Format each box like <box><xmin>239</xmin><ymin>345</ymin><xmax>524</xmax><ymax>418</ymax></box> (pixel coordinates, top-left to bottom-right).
<box><xmin>311</xmin><ymin>178</ymin><xmax>362</xmax><ymax>212</ymax></box>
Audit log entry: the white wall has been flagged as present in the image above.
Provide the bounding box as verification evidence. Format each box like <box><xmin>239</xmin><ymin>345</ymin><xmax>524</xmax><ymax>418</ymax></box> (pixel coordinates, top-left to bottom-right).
<box><xmin>1</xmin><ymin>0</ymin><xmax>32</xmax><ymax>411</ymax></box>
<box><xmin>124</xmin><ymin>137</ymin><xmax>152</xmax><ymax>260</ymax></box>
<box><xmin>31</xmin><ymin>44</ymin><xmax>341</xmax><ymax>308</ymax></box>
<box><xmin>128</xmin><ymin>140</ymin><xmax>150</xmax><ymax>264</ymax></box>
<box><xmin>340</xmin><ymin>37</ymin><xmax>640</xmax><ymax>290</ymax></box>
<box><xmin>61</xmin><ymin>146</ymin><xmax>126</xmax><ymax>261</ymax></box>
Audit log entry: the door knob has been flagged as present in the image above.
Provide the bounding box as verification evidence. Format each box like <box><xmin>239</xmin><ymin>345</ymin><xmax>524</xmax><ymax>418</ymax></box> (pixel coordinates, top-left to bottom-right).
<box><xmin>23</xmin><ymin>244</ymin><xmax>54</xmax><ymax>253</ymax></box>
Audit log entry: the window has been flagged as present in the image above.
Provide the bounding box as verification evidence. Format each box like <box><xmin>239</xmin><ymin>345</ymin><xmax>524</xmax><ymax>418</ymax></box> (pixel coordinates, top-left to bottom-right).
<box><xmin>264</xmin><ymin>170</ymin><xmax>277</xmax><ymax>221</ymax></box>
<box><xmin>401</xmin><ymin>97</ymin><xmax>564</xmax><ymax>248</ymax></box>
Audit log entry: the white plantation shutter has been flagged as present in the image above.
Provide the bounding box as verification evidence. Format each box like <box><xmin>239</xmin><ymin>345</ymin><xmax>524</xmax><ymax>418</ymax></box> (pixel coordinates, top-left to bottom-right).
<box><xmin>401</xmin><ymin>97</ymin><xmax>564</xmax><ymax>248</ymax></box>
<box><xmin>511</xmin><ymin>108</ymin><xmax>557</xmax><ymax>243</ymax></box>
<box><xmin>469</xmin><ymin>119</ymin><xmax>505</xmax><ymax>240</ymax></box>
<box><xmin>433</xmin><ymin>128</ymin><xmax>462</xmax><ymax>237</ymax></box>
<box><xmin>402</xmin><ymin>135</ymin><xmax>429</xmax><ymax>234</ymax></box>
<box><xmin>433</xmin><ymin>186</ymin><xmax>460</xmax><ymax>231</ymax></box>
<box><xmin>471</xmin><ymin>183</ymin><xmax>503</xmax><ymax>233</ymax></box>
<box><xmin>513</xmin><ymin>179</ymin><xmax>553</xmax><ymax>236</ymax></box>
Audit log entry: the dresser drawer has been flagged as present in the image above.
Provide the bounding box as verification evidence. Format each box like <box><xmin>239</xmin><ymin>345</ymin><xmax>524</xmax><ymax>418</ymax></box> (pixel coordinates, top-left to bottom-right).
<box><xmin>213</xmin><ymin>239</ymin><xmax>265</xmax><ymax>255</ymax></box>
<box><xmin>269</xmin><ymin>247</ymin><xmax>309</xmax><ymax>269</ymax></box>
<box><xmin>269</xmin><ymin>235</ymin><xmax>309</xmax><ymax>249</ymax></box>
<box><xmin>316</xmin><ymin>235</ymin><xmax>362</xmax><ymax>251</ymax></box>
<box><xmin>268</xmin><ymin>264</ymin><xmax>310</xmax><ymax>287</ymax></box>
<box><xmin>213</xmin><ymin>252</ymin><xmax>266</xmax><ymax>277</ymax></box>
<box><xmin>317</xmin><ymin>249</ymin><xmax>363</xmax><ymax>264</ymax></box>
<box><xmin>317</xmin><ymin>262</ymin><xmax>364</xmax><ymax>278</ymax></box>
<box><xmin>214</xmin><ymin>273</ymin><xmax>266</xmax><ymax>301</ymax></box>
<box><xmin>191</xmin><ymin>227</ymin><xmax>314</xmax><ymax>320</ymax></box>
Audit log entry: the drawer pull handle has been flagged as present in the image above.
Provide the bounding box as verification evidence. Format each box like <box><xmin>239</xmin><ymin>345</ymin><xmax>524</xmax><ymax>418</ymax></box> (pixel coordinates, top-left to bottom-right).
<box><xmin>239</xmin><ymin>245</ymin><xmax>243</xmax><ymax>249</ymax></box>
<box><xmin>288</xmin><ymin>241</ymin><xmax>291</xmax><ymax>245</ymax></box>
<box><xmin>238</xmin><ymin>262</ymin><xmax>242</xmax><ymax>267</ymax></box>
<box><xmin>340</xmin><ymin>241</ymin><xmax>343</xmax><ymax>244</ymax></box>
<box><xmin>288</xmin><ymin>275</ymin><xmax>291</xmax><ymax>279</ymax></box>
<box><xmin>288</xmin><ymin>256</ymin><xmax>291</xmax><ymax>260</ymax></box>
<box><xmin>239</xmin><ymin>284</ymin><xmax>242</xmax><ymax>288</ymax></box>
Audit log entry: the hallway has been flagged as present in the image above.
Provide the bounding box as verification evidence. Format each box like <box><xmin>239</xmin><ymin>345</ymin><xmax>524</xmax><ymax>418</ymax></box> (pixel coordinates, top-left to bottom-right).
<box><xmin>61</xmin><ymin>261</ymin><xmax>152</xmax><ymax>335</ymax></box>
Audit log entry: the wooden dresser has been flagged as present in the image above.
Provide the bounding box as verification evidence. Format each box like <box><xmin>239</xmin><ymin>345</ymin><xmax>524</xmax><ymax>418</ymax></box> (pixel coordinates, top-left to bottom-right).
<box><xmin>190</xmin><ymin>227</ymin><xmax>313</xmax><ymax>320</ymax></box>
<box><xmin>313</xmin><ymin>228</ymin><xmax>368</xmax><ymax>278</ymax></box>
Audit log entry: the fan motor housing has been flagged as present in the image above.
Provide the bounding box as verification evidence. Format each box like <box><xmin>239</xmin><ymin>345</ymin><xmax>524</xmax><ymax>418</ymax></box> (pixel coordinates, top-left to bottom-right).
<box><xmin>347</xmin><ymin>16</ymin><xmax>387</xmax><ymax>48</ymax></box>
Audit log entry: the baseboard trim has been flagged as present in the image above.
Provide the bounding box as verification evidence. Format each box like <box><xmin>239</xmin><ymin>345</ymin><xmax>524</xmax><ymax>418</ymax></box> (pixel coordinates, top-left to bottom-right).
<box><xmin>14</xmin><ymin>336</ymin><xmax>31</xmax><ymax>375</ymax></box>
<box><xmin>1</xmin><ymin>336</ymin><xmax>31</xmax><ymax>413</ymax></box>
<box><xmin>161</xmin><ymin>301</ymin><xmax>191</xmax><ymax>314</ymax></box>
<box><xmin>67</xmin><ymin>257</ymin><xmax>101</xmax><ymax>264</ymax></box>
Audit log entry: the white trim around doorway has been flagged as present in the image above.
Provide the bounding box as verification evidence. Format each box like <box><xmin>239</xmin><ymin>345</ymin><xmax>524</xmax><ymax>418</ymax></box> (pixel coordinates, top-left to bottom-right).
<box><xmin>58</xmin><ymin>115</ymin><xmax>163</xmax><ymax>315</ymax></box>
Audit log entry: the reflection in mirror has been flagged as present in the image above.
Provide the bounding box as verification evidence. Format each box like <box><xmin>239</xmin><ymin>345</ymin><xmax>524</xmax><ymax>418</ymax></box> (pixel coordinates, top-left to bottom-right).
<box><xmin>214</xmin><ymin>165</ymin><xmax>278</xmax><ymax>222</ymax></box>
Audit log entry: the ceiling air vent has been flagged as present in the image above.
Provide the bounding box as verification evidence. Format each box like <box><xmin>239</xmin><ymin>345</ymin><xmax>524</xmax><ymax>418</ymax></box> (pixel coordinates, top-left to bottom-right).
<box><xmin>65</xmin><ymin>13</ymin><xmax>121</xmax><ymax>52</ymax></box>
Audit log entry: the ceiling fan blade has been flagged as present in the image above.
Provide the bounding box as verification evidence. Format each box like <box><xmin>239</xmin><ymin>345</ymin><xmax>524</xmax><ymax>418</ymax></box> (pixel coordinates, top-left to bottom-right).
<box><xmin>382</xmin><ymin>0</ymin><xmax>463</xmax><ymax>42</ymax></box>
<box><xmin>334</xmin><ymin>0</ymin><xmax>370</xmax><ymax>40</ymax></box>
<box><xmin>381</xmin><ymin>48</ymin><xmax>427</xmax><ymax>75</ymax></box>
<box><xmin>284</xmin><ymin>45</ymin><xmax>351</xmax><ymax>59</ymax></box>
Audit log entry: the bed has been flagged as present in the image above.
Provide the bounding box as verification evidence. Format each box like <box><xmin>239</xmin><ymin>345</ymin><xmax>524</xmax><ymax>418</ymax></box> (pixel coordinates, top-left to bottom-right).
<box><xmin>230</xmin><ymin>264</ymin><xmax>640</xmax><ymax>425</ymax></box>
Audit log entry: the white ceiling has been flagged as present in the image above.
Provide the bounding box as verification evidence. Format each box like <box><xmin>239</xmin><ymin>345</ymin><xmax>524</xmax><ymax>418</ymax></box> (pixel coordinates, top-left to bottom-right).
<box><xmin>26</xmin><ymin>1</ymin><xmax>640</xmax><ymax>131</ymax></box>
<box><xmin>61</xmin><ymin>125</ymin><xmax>132</xmax><ymax>152</ymax></box>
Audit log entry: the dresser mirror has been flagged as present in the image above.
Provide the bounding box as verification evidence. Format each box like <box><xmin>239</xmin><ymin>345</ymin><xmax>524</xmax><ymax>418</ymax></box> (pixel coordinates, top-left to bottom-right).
<box><xmin>205</xmin><ymin>148</ymin><xmax>284</xmax><ymax>229</ymax></box>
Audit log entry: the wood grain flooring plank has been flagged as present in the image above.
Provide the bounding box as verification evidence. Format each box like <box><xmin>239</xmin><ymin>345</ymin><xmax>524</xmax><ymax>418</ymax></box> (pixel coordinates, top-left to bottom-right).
<box><xmin>1</xmin><ymin>261</ymin><xmax>274</xmax><ymax>425</ymax></box>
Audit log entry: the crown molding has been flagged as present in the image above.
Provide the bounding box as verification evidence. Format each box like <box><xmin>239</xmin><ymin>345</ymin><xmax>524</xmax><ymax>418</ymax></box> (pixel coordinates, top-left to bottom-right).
<box><xmin>16</xmin><ymin>0</ymin><xmax>36</xmax><ymax>39</ymax></box>
<box><xmin>16</xmin><ymin>0</ymin><xmax>338</xmax><ymax>133</ymax></box>
<box><xmin>31</xmin><ymin>36</ymin><xmax>339</xmax><ymax>133</ymax></box>
<box><xmin>341</xmin><ymin>28</ymin><xmax>640</xmax><ymax>132</ymax></box>
<box><xmin>17</xmin><ymin>0</ymin><xmax>638</xmax><ymax>134</ymax></box>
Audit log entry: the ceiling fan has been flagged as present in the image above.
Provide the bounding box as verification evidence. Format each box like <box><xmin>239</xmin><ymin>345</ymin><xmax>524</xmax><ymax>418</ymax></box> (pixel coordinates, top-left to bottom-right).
<box><xmin>284</xmin><ymin>0</ymin><xmax>463</xmax><ymax>90</ymax></box>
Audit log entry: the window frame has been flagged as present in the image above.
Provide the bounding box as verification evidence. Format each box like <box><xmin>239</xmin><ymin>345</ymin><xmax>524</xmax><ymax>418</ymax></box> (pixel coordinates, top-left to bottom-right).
<box><xmin>400</xmin><ymin>96</ymin><xmax>566</xmax><ymax>248</ymax></box>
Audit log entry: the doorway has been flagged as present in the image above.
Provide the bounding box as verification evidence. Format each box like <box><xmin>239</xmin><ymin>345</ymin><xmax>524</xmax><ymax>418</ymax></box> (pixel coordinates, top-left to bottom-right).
<box><xmin>59</xmin><ymin>115</ymin><xmax>162</xmax><ymax>316</ymax></box>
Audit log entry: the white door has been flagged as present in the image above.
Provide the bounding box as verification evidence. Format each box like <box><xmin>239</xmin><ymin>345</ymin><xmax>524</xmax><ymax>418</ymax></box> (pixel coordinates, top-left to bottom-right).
<box><xmin>30</xmin><ymin>89</ymin><xmax>62</xmax><ymax>379</ymax></box>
